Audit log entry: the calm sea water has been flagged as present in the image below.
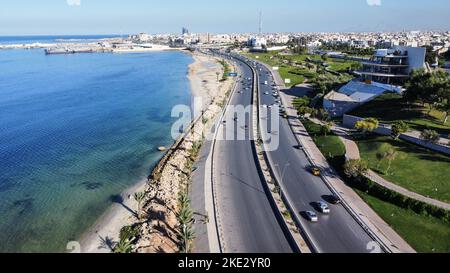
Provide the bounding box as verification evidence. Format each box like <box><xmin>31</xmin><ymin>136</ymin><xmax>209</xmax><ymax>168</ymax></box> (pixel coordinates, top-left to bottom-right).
<box><xmin>0</xmin><ymin>40</ymin><xmax>193</xmax><ymax>252</ymax></box>
<box><xmin>0</xmin><ymin>35</ymin><xmax>123</xmax><ymax>45</ymax></box>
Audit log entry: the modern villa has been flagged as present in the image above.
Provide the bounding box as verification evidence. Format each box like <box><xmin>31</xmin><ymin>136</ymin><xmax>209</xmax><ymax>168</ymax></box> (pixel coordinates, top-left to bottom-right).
<box><xmin>323</xmin><ymin>46</ymin><xmax>426</xmax><ymax>117</ymax></box>
<box><xmin>356</xmin><ymin>46</ymin><xmax>427</xmax><ymax>85</ymax></box>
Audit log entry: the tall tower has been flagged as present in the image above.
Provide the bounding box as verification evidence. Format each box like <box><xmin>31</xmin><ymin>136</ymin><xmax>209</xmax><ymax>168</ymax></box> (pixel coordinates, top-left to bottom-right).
<box><xmin>258</xmin><ymin>11</ymin><xmax>263</xmax><ymax>35</ymax></box>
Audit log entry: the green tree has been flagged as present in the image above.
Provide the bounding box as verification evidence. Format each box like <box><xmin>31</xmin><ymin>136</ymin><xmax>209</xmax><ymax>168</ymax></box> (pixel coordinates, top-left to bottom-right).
<box><xmin>423</xmin><ymin>46</ymin><xmax>438</xmax><ymax>65</ymax></box>
<box><xmin>421</xmin><ymin>129</ymin><xmax>440</xmax><ymax>144</ymax></box>
<box><xmin>178</xmin><ymin>224</ymin><xmax>195</xmax><ymax>253</ymax></box>
<box><xmin>293</xmin><ymin>97</ymin><xmax>311</xmax><ymax>110</ymax></box>
<box><xmin>391</xmin><ymin>121</ymin><xmax>410</xmax><ymax>140</ymax></box>
<box><xmin>384</xmin><ymin>148</ymin><xmax>398</xmax><ymax>175</ymax></box>
<box><xmin>355</xmin><ymin>118</ymin><xmax>379</xmax><ymax>136</ymax></box>
<box><xmin>114</xmin><ymin>239</ymin><xmax>133</xmax><ymax>254</ymax></box>
<box><xmin>436</xmin><ymin>86</ymin><xmax>450</xmax><ymax>124</ymax></box>
<box><xmin>344</xmin><ymin>159</ymin><xmax>369</xmax><ymax>180</ymax></box>
<box><xmin>404</xmin><ymin>69</ymin><xmax>450</xmax><ymax>116</ymax></box>
<box><xmin>134</xmin><ymin>192</ymin><xmax>146</xmax><ymax>220</ymax></box>
<box><xmin>317</xmin><ymin>108</ymin><xmax>330</xmax><ymax>121</ymax></box>
<box><xmin>320</xmin><ymin>123</ymin><xmax>332</xmax><ymax>136</ymax></box>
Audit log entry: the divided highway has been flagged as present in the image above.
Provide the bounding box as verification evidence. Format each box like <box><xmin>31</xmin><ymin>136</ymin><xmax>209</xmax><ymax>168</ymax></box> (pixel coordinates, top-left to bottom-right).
<box><xmin>206</xmin><ymin>49</ymin><xmax>377</xmax><ymax>253</ymax></box>
<box><xmin>208</xmin><ymin>50</ymin><xmax>295</xmax><ymax>253</ymax></box>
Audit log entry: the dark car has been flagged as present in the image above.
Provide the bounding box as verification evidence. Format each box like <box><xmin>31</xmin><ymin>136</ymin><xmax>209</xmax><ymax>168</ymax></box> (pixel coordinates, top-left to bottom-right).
<box><xmin>328</xmin><ymin>194</ymin><xmax>341</xmax><ymax>205</ymax></box>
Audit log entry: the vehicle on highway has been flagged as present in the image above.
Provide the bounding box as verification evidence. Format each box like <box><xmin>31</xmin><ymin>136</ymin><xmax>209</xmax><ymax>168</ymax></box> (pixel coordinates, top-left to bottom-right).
<box><xmin>317</xmin><ymin>201</ymin><xmax>331</xmax><ymax>214</ymax></box>
<box><xmin>311</xmin><ymin>167</ymin><xmax>321</xmax><ymax>176</ymax></box>
<box><xmin>328</xmin><ymin>195</ymin><xmax>342</xmax><ymax>205</ymax></box>
<box><xmin>264</xmin><ymin>81</ymin><xmax>268</xmax><ymax>85</ymax></box>
<box><xmin>305</xmin><ymin>211</ymin><xmax>318</xmax><ymax>222</ymax></box>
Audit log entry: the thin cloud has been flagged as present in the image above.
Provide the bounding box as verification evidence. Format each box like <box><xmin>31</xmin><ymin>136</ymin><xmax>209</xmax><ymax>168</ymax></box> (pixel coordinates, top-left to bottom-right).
<box><xmin>66</xmin><ymin>0</ymin><xmax>81</xmax><ymax>6</ymax></box>
<box><xmin>367</xmin><ymin>0</ymin><xmax>382</xmax><ymax>6</ymax></box>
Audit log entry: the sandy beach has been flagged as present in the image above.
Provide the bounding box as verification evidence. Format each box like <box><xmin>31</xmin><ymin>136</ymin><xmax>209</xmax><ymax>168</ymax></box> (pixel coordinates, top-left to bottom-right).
<box><xmin>79</xmin><ymin>50</ymin><xmax>234</xmax><ymax>253</ymax></box>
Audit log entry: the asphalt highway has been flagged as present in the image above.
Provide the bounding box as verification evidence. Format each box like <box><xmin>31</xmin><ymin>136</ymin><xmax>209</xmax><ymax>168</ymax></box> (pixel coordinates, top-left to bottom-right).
<box><xmin>209</xmin><ymin>50</ymin><xmax>294</xmax><ymax>253</ymax></box>
<box><xmin>254</xmin><ymin>61</ymin><xmax>375</xmax><ymax>253</ymax></box>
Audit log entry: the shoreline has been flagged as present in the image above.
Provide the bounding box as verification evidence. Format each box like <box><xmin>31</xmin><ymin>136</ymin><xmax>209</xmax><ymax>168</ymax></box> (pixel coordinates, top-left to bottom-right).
<box><xmin>79</xmin><ymin>50</ymin><xmax>228</xmax><ymax>253</ymax></box>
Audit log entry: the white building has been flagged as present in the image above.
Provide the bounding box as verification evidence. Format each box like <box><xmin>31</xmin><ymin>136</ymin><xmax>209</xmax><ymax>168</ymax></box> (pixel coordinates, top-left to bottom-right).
<box><xmin>248</xmin><ymin>37</ymin><xmax>267</xmax><ymax>48</ymax></box>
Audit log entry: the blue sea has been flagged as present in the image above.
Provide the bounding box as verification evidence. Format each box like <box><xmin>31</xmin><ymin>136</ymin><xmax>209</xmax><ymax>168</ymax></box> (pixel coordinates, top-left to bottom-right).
<box><xmin>0</xmin><ymin>35</ymin><xmax>123</xmax><ymax>45</ymax></box>
<box><xmin>0</xmin><ymin>36</ymin><xmax>193</xmax><ymax>252</ymax></box>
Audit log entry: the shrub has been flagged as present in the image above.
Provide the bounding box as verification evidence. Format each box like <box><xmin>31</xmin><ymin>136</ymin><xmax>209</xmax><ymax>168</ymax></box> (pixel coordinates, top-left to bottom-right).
<box><xmin>355</xmin><ymin>118</ymin><xmax>379</xmax><ymax>135</ymax></box>
<box><xmin>391</xmin><ymin>121</ymin><xmax>410</xmax><ymax>140</ymax></box>
<box><xmin>344</xmin><ymin>159</ymin><xmax>369</xmax><ymax>179</ymax></box>
<box><xmin>420</xmin><ymin>129</ymin><xmax>440</xmax><ymax>144</ymax></box>
<box><xmin>347</xmin><ymin>176</ymin><xmax>450</xmax><ymax>222</ymax></box>
<box><xmin>119</xmin><ymin>224</ymin><xmax>141</xmax><ymax>242</ymax></box>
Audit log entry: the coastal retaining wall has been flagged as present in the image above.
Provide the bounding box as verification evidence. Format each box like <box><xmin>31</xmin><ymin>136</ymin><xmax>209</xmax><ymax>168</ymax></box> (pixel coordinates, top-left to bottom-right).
<box><xmin>343</xmin><ymin>115</ymin><xmax>450</xmax><ymax>156</ymax></box>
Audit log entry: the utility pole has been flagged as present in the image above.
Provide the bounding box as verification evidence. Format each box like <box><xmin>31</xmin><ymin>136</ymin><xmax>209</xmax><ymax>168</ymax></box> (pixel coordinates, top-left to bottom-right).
<box><xmin>259</xmin><ymin>11</ymin><xmax>263</xmax><ymax>35</ymax></box>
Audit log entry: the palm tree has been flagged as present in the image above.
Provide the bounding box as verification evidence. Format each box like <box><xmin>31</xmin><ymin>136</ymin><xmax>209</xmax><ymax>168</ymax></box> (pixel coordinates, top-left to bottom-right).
<box><xmin>178</xmin><ymin>192</ymin><xmax>190</xmax><ymax>208</ymax></box>
<box><xmin>134</xmin><ymin>192</ymin><xmax>146</xmax><ymax>220</ymax></box>
<box><xmin>179</xmin><ymin>224</ymin><xmax>195</xmax><ymax>253</ymax></box>
<box><xmin>114</xmin><ymin>239</ymin><xmax>133</xmax><ymax>254</ymax></box>
<box><xmin>177</xmin><ymin>206</ymin><xmax>194</xmax><ymax>226</ymax></box>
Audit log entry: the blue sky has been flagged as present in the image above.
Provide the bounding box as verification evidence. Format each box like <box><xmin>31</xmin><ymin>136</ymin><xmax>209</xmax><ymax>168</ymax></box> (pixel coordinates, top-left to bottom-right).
<box><xmin>0</xmin><ymin>0</ymin><xmax>449</xmax><ymax>35</ymax></box>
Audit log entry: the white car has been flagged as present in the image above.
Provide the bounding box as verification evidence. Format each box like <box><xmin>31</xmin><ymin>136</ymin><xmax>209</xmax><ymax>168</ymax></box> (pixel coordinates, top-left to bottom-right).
<box><xmin>264</xmin><ymin>92</ymin><xmax>270</xmax><ymax>95</ymax></box>
<box><xmin>317</xmin><ymin>201</ymin><xmax>331</xmax><ymax>214</ymax></box>
<box><xmin>305</xmin><ymin>211</ymin><xmax>318</xmax><ymax>222</ymax></box>
<box><xmin>262</xmin><ymin>104</ymin><xmax>268</xmax><ymax>108</ymax></box>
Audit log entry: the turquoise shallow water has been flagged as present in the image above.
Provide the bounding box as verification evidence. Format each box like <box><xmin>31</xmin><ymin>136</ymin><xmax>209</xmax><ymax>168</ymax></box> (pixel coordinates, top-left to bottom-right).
<box><xmin>0</xmin><ymin>48</ymin><xmax>193</xmax><ymax>252</ymax></box>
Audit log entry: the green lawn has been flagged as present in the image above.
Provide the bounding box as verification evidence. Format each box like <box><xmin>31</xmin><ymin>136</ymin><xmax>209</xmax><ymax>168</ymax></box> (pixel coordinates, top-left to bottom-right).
<box><xmin>243</xmin><ymin>51</ymin><xmax>356</xmax><ymax>87</ymax></box>
<box><xmin>357</xmin><ymin>190</ymin><xmax>450</xmax><ymax>253</ymax></box>
<box><xmin>349</xmin><ymin>93</ymin><xmax>450</xmax><ymax>136</ymax></box>
<box><xmin>303</xmin><ymin>119</ymin><xmax>450</xmax><ymax>253</ymax></box>
<box><xmin>302</xmin><ymin>119</ymin><xmax>346</xmax><ymax>159</ymax></box>
<box><xmin>357</xmin><ymin>135</ymin><xmax>450</xmax><ymax>203</ymax></box>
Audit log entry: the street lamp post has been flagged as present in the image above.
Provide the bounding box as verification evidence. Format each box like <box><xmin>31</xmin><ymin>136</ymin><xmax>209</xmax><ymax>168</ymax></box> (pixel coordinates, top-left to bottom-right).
<box><xmin>274</xmin><ymin>162</ymin><xmax>290</xmax><ymax>185</ymax></box>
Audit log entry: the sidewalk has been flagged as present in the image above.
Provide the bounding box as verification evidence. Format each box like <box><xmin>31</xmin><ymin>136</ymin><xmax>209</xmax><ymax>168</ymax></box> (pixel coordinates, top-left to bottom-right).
<box><xmin>381</xmin><ymin>123</ymin><xmax>449</xmax><ymax>147</ymax></box>
<box><xmin>313</xmin><ymin>118</ymin><xmax>450</xmax><ymax>211</ymax></box>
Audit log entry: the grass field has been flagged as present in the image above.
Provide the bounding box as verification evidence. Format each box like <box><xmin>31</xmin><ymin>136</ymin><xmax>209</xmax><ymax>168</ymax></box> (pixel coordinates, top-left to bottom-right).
<box><xmin>357</xmin><ymin>190</ymin><xmax>450</xmax><ymax>253</ymax></box>
<box><xmin>349</xmin><ymin>93</ymin><xmax>450</xmax><ymax>136</ymax></box>
<box><xmin>303</xmin><ymin>119</ymin><xmax>450</xmax><ymax>253</ymax></box>
<box><xmin>244</xmin><ymin>51</ymin><xmax>357</xmax><ymax>87</ymax></box>
<box><xmin>302</xmin><ymin>119</ymin><xmax>450</xmax><ymax>253</ymax></box>
<box><xmin>357</xmin><ymin>135</ymin><xmax>450</xmax><ymax>203</ymax></box>
<box><xmin>302</xmin><ymin>119</ymin><xmax>346</xmax><ymax>160</ymax></box>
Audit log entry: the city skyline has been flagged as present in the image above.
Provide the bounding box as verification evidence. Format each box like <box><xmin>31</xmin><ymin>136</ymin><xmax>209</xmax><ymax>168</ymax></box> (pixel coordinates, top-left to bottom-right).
<box><xmin>1</xmin><ymin>0</ymin><xmax>450</xmax><ymax>35</ymax></box>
